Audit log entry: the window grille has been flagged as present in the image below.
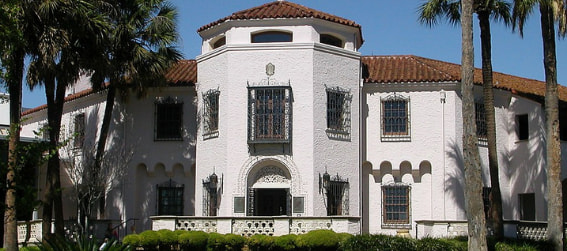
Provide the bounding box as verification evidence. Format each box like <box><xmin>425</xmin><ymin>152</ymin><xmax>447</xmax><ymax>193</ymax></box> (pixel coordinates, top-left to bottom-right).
<box><xmin>73</xmin><ymin>113</ymin><xmax>85</xmax><ymax>148</ymax></box>
<box><xmin>382</xmin><ymin>184</ymin><xmax>410</xmax><ymax>227</ymax></box>
<box><xmin>475</xmin><ymin>101</ymin><xmax>487</xmax><ymax>142</ymax></box>
<box><xmin>155</xmin><ymin>97</ymin><xmax>183</xmax><ymax>140</ymax></box>
<box><xmin>41</xmin><ymin>123</ymin><xmax>50</xmax><ymax>141</ymax></box>
<box><xmin>157</xmin><ymin>179</ymin><xmax>184</xmax><ymax>216</ymax></box>
<box><xmin>202</xmin><ymin>173</ymin><xmax>220</xmax><ymax>216</ymax></box>
<box><xmin>381</xmin><ymin>94</ymin><xmax>410</xmax><ymax>141</ymax></box>
<box><xmin>326</xmin><ymin>87</ymin><xmax>351</xmax><ymax>135</ymax></box>
<box><xmin>319</xmin><ymin>172</ymin><xmax>349</xmax><ymax>216</ymax></box>
<box><xmin>203</xmin><ymin>89</ymin><xmax>220</xmax><ymax>138</ymax></box>
<box><xmin>248</xmin><ymin>87</ymin><xmax>292</xmax><ymax>143</ymax></box>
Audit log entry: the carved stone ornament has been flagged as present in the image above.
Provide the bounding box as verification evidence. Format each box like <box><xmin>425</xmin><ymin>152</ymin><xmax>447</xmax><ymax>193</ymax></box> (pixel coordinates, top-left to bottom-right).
<box><xmin>266</xmin><ymin>63</ymin><xmax>275</xmax><ymax>77</ymax></box>
<box><xmin>254</xmin><ymin>166</ymin><xmax>289</xmax><ymax>184</ymax></box>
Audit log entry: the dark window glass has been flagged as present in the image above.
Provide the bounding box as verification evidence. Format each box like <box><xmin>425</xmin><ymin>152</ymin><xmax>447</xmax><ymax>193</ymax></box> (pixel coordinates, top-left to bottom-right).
<box><xmin>519</xmin><ymin>193</ymin><xmax>535</xmax><ymax>221</ymax></box>
<box><xmin>517</xmin><ymin>114</ymin><xmax>529</xmax><ymax>141</ymax></box>
<box><xmin>158</xmin><ymin>186</ymin><xmax>183</xmax><ymax>216</ymax></box>
<box><xmin>383</xmin><ymin>100</ymin><xmax>408</xmax><ymax>134</ymax></box>
<box><xmin>155</xmin><ymin>102</ymin><xmax>183</xmax><ymax>140</ymax></box>
<box><xmin>475</xmin><ymin>102</ymin><xmax>487</xmax><ymax>140</ymax></box>
<box><xmin>252</xmin><ymin>31</ymin><xmax>292</xmax><ymax>43</ymax></box>
<box><xmin>212</xmin><ymin>36</ymin><xmax>226</xmax><ymax>49</ymax></box>
<box><xmin>320</xmin><ymin>34</ymin><xmax>343</xmax><ymax>47</ymax></box>
<box><xmin>382</xmin><ymin>185</ymin><xmax>410</xmax><ymax>225</ymax></box>
<box><xmin>248</xmin><ymin>87</ymin><xmax>291</xmax><ymax>143</ymax></box>
<box><xmin>203</xmin><ymin>90</ymin><xmax>220</xmax><ymax>136</ymax></box>
<box><xmin>327</xmin><ymin>91</ymin><xmax>346</xmax><ymax>131</ymax></box>
<box><xmin>74</xmin><ymin>113</ymin><xmax>85</xmax><ymax>148</ymax></box>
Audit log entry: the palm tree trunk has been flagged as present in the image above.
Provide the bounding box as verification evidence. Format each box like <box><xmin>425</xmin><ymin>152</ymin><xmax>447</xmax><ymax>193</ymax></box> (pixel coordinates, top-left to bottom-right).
<box><xmin>478</xmin><ymin>11</ymin><xmax>504</xmax><ymax>239</ymax></box>
<box><xmin>42</xmin><ymin>76</ymin><xmax>67</xmax><ymax>240</ymax></box>
<box><xmin>4</xmin><ymin>47</ymin><xmax>24</xmax><ymax>251</ymax></box>
<box><xmin>539</xmin><ymin>3</ymin><xmax>563</xmax><ymax>250</ymax></box>
<box><xmin>94</xmin><ymin>83</ymin><xmax>116</xmax><ymax>217</ymax></box>
<box><xmin>461</xmin><ymin>0</ymin><xmax>488</xmax><ymax>250</ymax></box>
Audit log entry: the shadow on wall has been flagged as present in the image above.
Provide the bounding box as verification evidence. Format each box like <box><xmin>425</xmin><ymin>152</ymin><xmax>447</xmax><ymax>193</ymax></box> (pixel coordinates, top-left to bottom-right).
<box><xmin>445</xmin><ymin>139</ymin><xmax>465</xmax><ymax>217</ymax></box>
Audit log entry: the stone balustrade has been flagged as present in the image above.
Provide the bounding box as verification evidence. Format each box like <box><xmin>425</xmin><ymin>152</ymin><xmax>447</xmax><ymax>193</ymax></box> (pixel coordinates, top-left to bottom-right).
<box><xmin>151</xmin><ymin>216</ymin><xmax>360</xmax><ymax>236</ymax></box>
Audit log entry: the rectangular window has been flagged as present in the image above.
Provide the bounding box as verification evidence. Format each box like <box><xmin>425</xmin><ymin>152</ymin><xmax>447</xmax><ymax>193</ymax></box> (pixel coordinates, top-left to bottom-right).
<box><xmin>73</xmin><ymin>113</ymin><xmax>85</xmax><ymax>148</ymax></box>
<box><xmin>475</xmin><ymin>102</ymin><xmax>487</xmax><ymax>141</ymax></box>
<box><xmin>381</xmin><ymin>94</ymin><xmax>410</xmax><ymax>141</ymax></box>
<box><xmin>516</xmin><ymin>114</ymin><xmax>529</xmax><ymax>141</ymax></box>
<box><xmin>155</xmin><ymin>98</ymin><xmax>183</xmax><ymax>140</ymax></box>
<box><xmin>382</xmin><ymin>185</ymin><xmax>410</xmax><ymax>227</ymax></box>
<box><xmin>519</xmin><ymin>193</ymin><xmax>535</xmax><ymax>221</ymax></box>
<box><xmin>248</xmin><ymin>87</ymin><xmax>292</xmax><ymax>143</ymax></box>
<box><xmin>320</xmin><ymin>173</ymin><xmax>349</xmax><ymax>216</ymax></box>
<box><xmin>157</xmin><ymin>186</ymin><xmax>184</xmax><ymax>216</ymax></box>
<box><xmin>203</xmin><ymin>90</ymin><xmax>220</xmax><ymax>138</ymax></box>
<box><xmin>326</xmin><ymin>87</ymin><xmax>351</xmax><ymax>134</ymax></box>
<box><xmin>202</xmin><ymin>174</ymin><xmax>219</xmax><ymax>216</ymax></box>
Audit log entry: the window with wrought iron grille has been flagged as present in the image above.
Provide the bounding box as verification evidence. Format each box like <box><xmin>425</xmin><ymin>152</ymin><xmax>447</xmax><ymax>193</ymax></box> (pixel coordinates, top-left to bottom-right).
<box><xmin>155</xmin><ymin>97</ymin><xmax>183</xmax><ymax>140</ymax></box>
<box><xmin>319</xmin><ymin>172</ymin><xmax>349</xmax><ymax>216</ymax></box>
<box><xmin>382</xmin><ymin>184</ymin><xmax>410</xmax><ymax>227</ymax></box>
<box><xmin>157</xmin><ymin>180</ymin><xmax>184</xmax><ymax>216</ymax></box>
<box><xmin>326</xmin><ymin>87</ymin><xmax>351</xmax><ymax>134</ymax></box>
<box><xmin>73</xmin><ymin>113</ymin><xmax>85</xmax><ymax>148</ymax></box>
<box><xmin>248</xmin><ymin>87</ymin><xmax>292</xmax><ymax>143</ymax></box>
<box><xmin>475</xmin><ymin>101</ymin><xmax>487</xmax><ymax>141</ymax></box>
<box><xmin>381</xmin><ymin>94</ymin><xmax>410</xmax><ymax>141</ymax></box>
<box><xmin>202</xmin><ymin>173</ymin><xmax>220</xmax><ymax>216</ymax></box>
<box><xmin>203</xmin><ymin>89</ymin><xmax>220</xmax><ymax>138</ymax></box>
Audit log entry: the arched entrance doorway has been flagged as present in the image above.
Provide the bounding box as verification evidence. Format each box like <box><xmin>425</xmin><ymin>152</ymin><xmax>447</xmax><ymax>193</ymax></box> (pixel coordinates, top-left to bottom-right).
<box><xmin>247</xmin><ymin>166</ymin><xmax>291</xmax><ymax>216</ymax></box>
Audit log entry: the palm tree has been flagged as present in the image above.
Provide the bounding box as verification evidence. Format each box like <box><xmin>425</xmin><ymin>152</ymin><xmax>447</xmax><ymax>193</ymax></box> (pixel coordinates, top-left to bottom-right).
<box><xmin>513</xmin><ymin>1</ymin><xmax>565</xmax><ymax>250</ymax></box>
<box><xmin>461</xmin><ymin>0</ymin><xmax>489</xmax><ymax>249</ymax></box>
<box><xmin>86</xmin><ymin>0</ymin><xmax>181</xmax><ymax>221</ymax></box>
<box><xmin>25</xmin><ymin>0</ymin><xmax>109</xmax><ymax>239</ymax></box>
<box><xmin>419</xmin><ymin>0</ymin><xmax>511</xmax><ymax>238</ymax></box>
<box><xmin>0</xmin><ymin>1</ymin><xmax>25</xmax><ymax>249</ymax></box>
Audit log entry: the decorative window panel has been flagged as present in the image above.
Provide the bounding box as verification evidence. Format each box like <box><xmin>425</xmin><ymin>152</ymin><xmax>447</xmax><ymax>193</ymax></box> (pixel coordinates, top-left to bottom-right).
<box><xmin>326</xmin><ymin>87</ymin><xmax>351</xmax><ymax>135</ymax></box>
<box><xmin>248</xmin><ymin>87</ymin><xmax>292</xmax><ymax>143</ymax></box>
<box><xmin>202</xmin><ymin>173</ymin><xmax>220</xmax><ymax>216</ymax></box>
<box><xmin>382</xmin><ymin>184</ymin><xmax>410</xmax><ymax>227</ymax></box>
<box><xmin>203</xmin><ymin>89</ymin><xmax>220</xmax><ymax>138</ymax></box>
<box><xmin>381</xmin><ymin>94</ymin><xmax>410</xmax><ymax>142</ymax></box>
<box><xmin>155</xmin><ymin>97</ymin><xmax>183</xmax><ymax>140</ymax></box>
<box><xmin>73</xmin><ymin>113</ymin><xmax>85</xmax><ymax>148</ymax></box>
<box><xmin>157</xmin><ymin>180</ymin><xmax>184</xmax><ymax>216</ymax></box>
<box><xmin>475</xmin><ymin>101</ymin><xmax>487</xmax><ymax>142</ymax></box>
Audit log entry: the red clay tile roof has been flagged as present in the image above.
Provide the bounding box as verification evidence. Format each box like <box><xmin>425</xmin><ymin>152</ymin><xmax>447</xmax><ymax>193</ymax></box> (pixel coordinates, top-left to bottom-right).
<box><xmin>22</xmin><ymin>60</ymin><xmax>197</xmax><ymax>116</ymax></box>
<box><xmin>362</xmin><ymin>55</ymin><xmax>567</xmax><ymax>102</ymax></box>
<box><xmin>197</xmin><ymin>1</ymin><xmax>361</xmax><ymax>32</ymax></box>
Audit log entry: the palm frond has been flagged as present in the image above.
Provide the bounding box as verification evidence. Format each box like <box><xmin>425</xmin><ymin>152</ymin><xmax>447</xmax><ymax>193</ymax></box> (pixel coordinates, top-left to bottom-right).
<box><xmin>512</xmin><ymin>0</ymin><xmax>538</xmax><ymax>37</ymax></box>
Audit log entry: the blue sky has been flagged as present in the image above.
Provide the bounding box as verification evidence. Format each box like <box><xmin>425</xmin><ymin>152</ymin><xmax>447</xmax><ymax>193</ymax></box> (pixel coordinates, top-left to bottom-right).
<box><xmin>19</xmin><ymin>0</ymin><xmax>566</xmax><ymax>108</ymax></box>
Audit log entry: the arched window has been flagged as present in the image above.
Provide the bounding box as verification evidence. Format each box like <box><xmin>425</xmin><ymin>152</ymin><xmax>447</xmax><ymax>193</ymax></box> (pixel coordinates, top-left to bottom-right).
<box><xmin>212</xmin><ymin>36</ymin><xmax>226</xmax><ymax>49</ymax></box>
<box><xmin>251</xmin><ymin>31</ymin><xmax>292</xmax><ymax>43</ymax></box>
<box><xmin>320</xmin><ymin>34</ymin><xmax>343</xmax><ymax>48</ymax></box>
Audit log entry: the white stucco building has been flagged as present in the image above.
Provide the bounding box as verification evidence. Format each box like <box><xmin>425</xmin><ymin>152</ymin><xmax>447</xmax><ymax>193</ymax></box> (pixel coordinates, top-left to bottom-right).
<box><xmin>19</xmin><ymin>1</ymin><xmax>567</xmax><ymax>239</ymax></box>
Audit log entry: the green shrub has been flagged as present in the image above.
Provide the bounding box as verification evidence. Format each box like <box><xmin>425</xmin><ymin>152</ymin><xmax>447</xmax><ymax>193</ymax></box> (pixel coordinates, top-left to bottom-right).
<box><xmin>224</xmin><ymin>234</ymin><xmax>246</xmax><ymax>250</ymax></box>
<box><xmin>122</xmin><ymin>234</ymin><xmax>141</xmax><ymax>247</ymax></box>
<box><xmin>492</xmin><ymin>239</ymin><xmax>552</xmax><ymax>251</ymax></box>
<box><xmin>207</xmin><ymin>232</ymin><xmax>225</xmax><ymax>251</ymax></box>
<box><xmin>247</xmin><ymin>234</ymin><xmax>275</xmax><ymax>251</ymax></box>
<box><xmin>20</xmin><ymin>247</ymin><xmax>41</xmax><ymax>251</ymax></box>
<box><xmin>296</xmin><ymin>229</ymin><xmax>341</xmax><ymax>251</ymax></box>
<box><xmin>273</xmin><ymin>234</ymin><xmax>297</xmax><ymax>251</ymax></box>
<box><xmin>156</xmin><ymin>229</ymin><xmax>177</xmax><ymax>250</ymax></box>
<box><xmin>417</xmin><ymin>237</ymin><xmax>465</xmax><ymax>251</ymax></box>
<box><xmin>340</xmin><ymin>234</ymin><xmax>417</xmax><ymax>251</ymax></box>
<box><xmin>179</xmin><ymin>231</ymin><xmax>209</xmax><ymax>251</ymax></box>
<box><xmin>139</xmin><ymin>230</ymin><xmax>160</xmax><ymax>251</ymax></box>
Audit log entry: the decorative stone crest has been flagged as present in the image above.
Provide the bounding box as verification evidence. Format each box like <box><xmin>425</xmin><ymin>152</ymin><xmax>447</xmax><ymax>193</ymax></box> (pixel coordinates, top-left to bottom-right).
<box><xmin>266</xmin><ymin>63</ymin><xmax>275</xmax><ymax>77</ymax></box>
